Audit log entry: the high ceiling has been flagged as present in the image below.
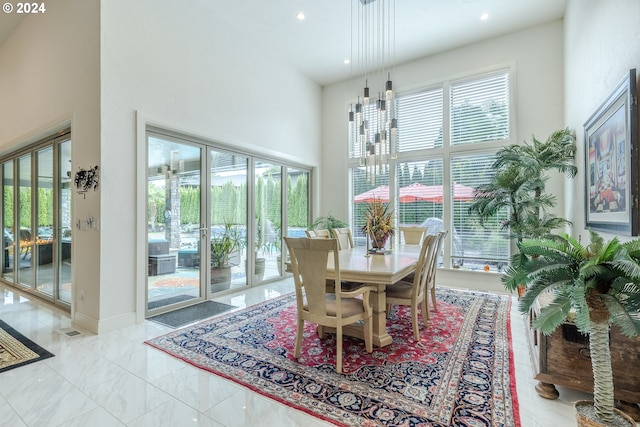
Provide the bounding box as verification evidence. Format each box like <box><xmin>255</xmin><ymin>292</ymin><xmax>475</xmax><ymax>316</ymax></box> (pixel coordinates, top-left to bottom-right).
<box><xmin>0</xmin><ymin>0</ymin><xmax>567</xmax><ymax>86</ymax></box>
<box><xmin>200</xmin><ymin>0</ymin><xmax>567</xmax><ymax>86</ymax></box>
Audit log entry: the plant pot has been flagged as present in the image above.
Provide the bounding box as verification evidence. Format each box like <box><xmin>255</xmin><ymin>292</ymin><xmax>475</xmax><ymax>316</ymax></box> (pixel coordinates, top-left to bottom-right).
<box><xmin>371</xmin><ymin>233</ymin><xmax>389</xmax><ymax>249</ymax></box>
<box><xmin>211</xmin><ymin>266</ymin><xmax>232</xmax><ymax>293</ymax></box>
<box><xmin>277</xmin><ymin>254</ymin><xmax>287</xmax><ymax>275</ymax></box>
<box><xmin>245</xmin><ymin>257</ymin><xmax>266</xmax><ymax>282</ymax></box>
<box><xmin>575</xmin><ymin>400</ymin><xmax>635</xmax><ymax>427</ymax></box>
<box><xmin>254</xmin><ymin>257</ymin><xmax>265</xmax><ymax>281</ymax></box>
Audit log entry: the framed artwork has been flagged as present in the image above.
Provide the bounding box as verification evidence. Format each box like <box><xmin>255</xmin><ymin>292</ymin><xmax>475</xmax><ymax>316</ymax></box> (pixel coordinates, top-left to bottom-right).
<box><xmin>584</xmin><ymin>69</ymin><xmax>638</xmax><ymax>235</ymax></box>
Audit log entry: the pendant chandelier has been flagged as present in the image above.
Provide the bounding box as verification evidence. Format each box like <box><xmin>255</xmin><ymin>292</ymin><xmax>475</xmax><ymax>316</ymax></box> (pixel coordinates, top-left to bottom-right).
<box><xmin>348</xmin><ymin>0</ymin><xmax>397</xmax><ymax>185</ymax></box>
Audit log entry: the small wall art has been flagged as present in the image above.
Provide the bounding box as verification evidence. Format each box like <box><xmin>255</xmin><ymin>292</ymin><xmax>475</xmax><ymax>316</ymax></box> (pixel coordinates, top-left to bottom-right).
<box><xmin>74</xmin><ymin>165</ymin><xmax>100</xmax><ymax>198</ymax></box>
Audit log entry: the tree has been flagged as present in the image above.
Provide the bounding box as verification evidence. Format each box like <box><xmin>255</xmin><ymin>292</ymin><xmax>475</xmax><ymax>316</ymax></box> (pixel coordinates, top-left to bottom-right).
<box><xmin>505</xmin><ymin>232</ymin><xmax>640</xmax><ymax>424</ymax></box>
<box><xmin>468</xmin><ymin>128</ymin><xmax>577</xmax><ymax>243</ymax></box>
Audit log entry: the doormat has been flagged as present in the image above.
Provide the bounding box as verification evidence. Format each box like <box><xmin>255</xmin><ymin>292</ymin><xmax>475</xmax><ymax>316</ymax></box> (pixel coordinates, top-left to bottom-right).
<box><xmin>0</xmin><ymin>319</ymin><xmax>55</xmax><ymax>373</ymax></box>
<box><xmin>148</xmin><ymin>300</ymin><xmax>237</xmax><ymax>328</ymax></box>
<box><xmin>145</xmin><ymin>288</ymin><xmax>520</xmax><ymax>426</ymax></box>
<box><xmin>148</xmin><ymin>294</ymin><xmax>197</xmax><ymax>310</ymax></box>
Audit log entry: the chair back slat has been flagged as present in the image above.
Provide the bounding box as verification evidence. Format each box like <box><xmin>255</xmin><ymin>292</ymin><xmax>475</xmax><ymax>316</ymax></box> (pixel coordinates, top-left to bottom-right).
<box><xmin>412</xmin><ymin>234</ymin><xmax>439</xmax><ymax>303</ymax></box>
<box><xmin>331</xmin><ymin>227</ymin><xmax>354</xmax><ymax>250</ymax></box>
<box><xmin>426</xmin><ymin>230</ymin><xmax>448</xmax><ymax>289</ymax></box>
<box><xmin>284</xmin><ymin>237</ymin><xmax>341</xmax><ymax>317</ymax></box>
<box><xmin>399</xmin><ymin>226</ymin><xmax>428</xmax><ymax>245</ymax></box>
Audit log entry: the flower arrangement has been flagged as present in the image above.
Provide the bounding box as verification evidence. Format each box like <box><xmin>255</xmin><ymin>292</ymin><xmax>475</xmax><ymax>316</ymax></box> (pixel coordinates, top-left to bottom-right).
<box><xmin>361</xmin><ymin>199</ymin><xmax>395</xmax><ymax>248</ymax></box>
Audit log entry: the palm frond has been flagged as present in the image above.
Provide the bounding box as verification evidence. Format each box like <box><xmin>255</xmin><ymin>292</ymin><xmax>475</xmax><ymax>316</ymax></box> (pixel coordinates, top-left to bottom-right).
<box><xmin>533</xmin><ymin>296</ymin><xmax>572</xmax><ymax>335</ymax></box>
<box><xmin>622</xmin><ymin>239</ymin><xmax>640</xmax><ymax>259</ymax></box>
<box><xmin>603</xmin><ymin>294</ymin><xmax>640</xmax><ymax>337</ymax></box>
<box><xmin>571</xmin><ymin>286</ymin><xmax>591</xmax><ymax>333</ymax></box>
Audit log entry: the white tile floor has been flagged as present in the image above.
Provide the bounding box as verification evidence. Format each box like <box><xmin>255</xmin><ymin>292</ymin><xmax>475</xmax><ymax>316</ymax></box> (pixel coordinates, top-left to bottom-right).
<box><xmin>0</xmin><ymin>280</ymin><xmax>622</xmax><ymax>427</ymax></box>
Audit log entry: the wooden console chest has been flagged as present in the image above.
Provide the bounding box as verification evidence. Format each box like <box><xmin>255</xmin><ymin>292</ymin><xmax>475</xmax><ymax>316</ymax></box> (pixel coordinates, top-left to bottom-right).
<box><xmin>525</xmin><ymin>298</ymin><xmax>640</xmax><ymax>419</ymax></box>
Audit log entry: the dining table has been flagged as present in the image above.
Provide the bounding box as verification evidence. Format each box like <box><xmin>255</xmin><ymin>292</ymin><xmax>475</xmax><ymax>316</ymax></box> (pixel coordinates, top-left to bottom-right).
<box><xmin>324</xmin><ymin>245</ymin><xmax>421</xmax><ymax>347</ymax></box>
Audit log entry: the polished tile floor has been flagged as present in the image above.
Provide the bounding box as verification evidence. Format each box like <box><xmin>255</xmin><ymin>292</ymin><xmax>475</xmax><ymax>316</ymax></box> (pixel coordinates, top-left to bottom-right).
<box><xmin>0</xmin><ymin>280</ymin><xmax>606</xmax><ymax>426</ymax></box>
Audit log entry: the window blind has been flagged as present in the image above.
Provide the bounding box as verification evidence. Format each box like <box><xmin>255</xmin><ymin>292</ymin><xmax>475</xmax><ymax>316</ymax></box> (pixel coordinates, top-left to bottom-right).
<box><xmin>451</xmin><ymin>153</ymin><xmax>510</xmax><ymax>270</ymax></box>
<box><xmin>396</xmin><ymin>88</ymin><xmax>444</xmax><ymax>152</ymax></box>
<box><xmin>450</xmin><ymin>71</ymin><xmax>509</xmax><ymax>145</ymax></box>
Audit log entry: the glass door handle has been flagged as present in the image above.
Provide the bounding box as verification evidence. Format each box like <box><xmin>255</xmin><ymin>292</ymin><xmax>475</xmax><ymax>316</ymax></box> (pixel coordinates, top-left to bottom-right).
<box><xmin>199</xmin><ymin>227</ymin><xmax>207</xmax><ymax>238</ymax></box>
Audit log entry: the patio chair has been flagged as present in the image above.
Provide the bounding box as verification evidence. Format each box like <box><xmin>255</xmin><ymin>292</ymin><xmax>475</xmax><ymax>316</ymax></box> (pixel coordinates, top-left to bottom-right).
<box><xmin>385</xmin><ymin>233</ymin><xmax>439</xmax><ymax>341</ymax></box>
<box><xmin>399</xmin><ymin>226</ymin><xmax>428</xmax><ymax>245</ymax></box>
<box><xmin>331</xmin><ymin>227</ymin><xmax>354</xmax><ymax>250</ymax></box>
<box><xmin>284</xmin><ymin>237</ymin><xmax>373</xmax><ymax>373</ymax></box>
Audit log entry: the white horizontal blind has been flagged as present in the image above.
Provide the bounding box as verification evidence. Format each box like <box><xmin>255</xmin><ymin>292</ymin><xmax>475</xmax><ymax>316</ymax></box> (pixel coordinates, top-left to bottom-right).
<box><xmin>450</xmin><ymin>71</ymin><xmax>510</xmax><ymax>145</ymax></box>
<box><xmin>348</xmin><ymin>67</ymin><xmax>513</xmax><ymax>272</ymax></box>
<box><xmin>396</xmin><ymin>88</ymin><xmax>444</xmax><ymax>152</ymax></box>
<box><xmin>396</xmin><ymin>159</ymin><xmax>443</xmax><ymax>230</ymax></box>
<box><xmin>451</xmin><ymin>154</ymin><xmax>510</xmax><ymax>270</ymax></box>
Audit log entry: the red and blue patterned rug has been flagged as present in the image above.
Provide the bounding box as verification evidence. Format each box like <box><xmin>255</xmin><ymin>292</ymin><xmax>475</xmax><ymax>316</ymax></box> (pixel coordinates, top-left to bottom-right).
<box><xmin>146</xmin><ymin>288</ymin><xmax>520</xmax><ymax>426</ymax></box>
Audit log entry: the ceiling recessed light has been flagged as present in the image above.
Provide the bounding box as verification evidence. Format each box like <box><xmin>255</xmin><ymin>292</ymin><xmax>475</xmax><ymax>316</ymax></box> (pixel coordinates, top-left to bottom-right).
<box><xmin>480</xmin><ymin>12</ymin><xmax>490</xmax><ymax>21</ymax></box>
<box><xmin>344</xmin><ymin>58</ymin><xmax>351</xmax><ymax>65</ymax></box>
<box><xmin>296</xmin><ymin>11</ymin><xmax>305</xmax><ymax>20</ymax></box>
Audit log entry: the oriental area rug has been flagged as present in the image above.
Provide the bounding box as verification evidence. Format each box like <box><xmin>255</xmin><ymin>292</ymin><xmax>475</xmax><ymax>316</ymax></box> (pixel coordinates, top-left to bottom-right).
<box><xmin>146</xmin><ymin>288</ymin><xmax>520</xmax><ymax>427</ymax></box>
<box><xmin>0</xmin><ymin>319</ymin><xmax>54</xmax><ymax>373</ymax></box>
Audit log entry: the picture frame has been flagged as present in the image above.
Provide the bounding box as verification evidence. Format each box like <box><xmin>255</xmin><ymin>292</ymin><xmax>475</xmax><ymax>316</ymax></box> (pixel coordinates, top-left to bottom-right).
<box><xmin>584</xmin><ymin>69</ymin><xmax>638</xmax><ymax>235</ymax></box>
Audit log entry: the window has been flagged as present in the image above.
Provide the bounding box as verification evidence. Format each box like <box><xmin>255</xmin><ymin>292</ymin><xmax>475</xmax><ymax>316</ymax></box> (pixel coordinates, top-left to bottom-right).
<box><xmin>396</xmin><ymin>89</ymin><xmax>443</xmax><ymax>152</ymax></box>
<box><xmin>349</xmin><ymin>68</ymin><xmax>511</xmax><ymax>272</ymax></box>
<box><xmin>451</xmin><ymin>154</ymin><xmax>510</xmax><ymax>269</ymax></box>
<box><xmin>451</xmin><ymin>72</ymin><xmax>510</xmax><ymax>145</ymax></box>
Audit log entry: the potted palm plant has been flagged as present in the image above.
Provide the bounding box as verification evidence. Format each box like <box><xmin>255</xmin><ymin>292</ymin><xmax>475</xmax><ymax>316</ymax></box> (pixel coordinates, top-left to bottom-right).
<box><xmin>211</xmin><ymin>223</ymin><xmax>242</xmax><ymax>292</ymax></box>
<box><xmin>308</xmin><ymin>212</ymin><xmax>348</xmax><ymax>238</ymax></box>
<box><xmin>504</xmin><ymin>231</ymin><xmax>640</xmax><ymax>426</ymax></box>
<box><xmin>469</xmin><ymin>128</ymin><xmax>577</xmax><ymax>294</ymax></box>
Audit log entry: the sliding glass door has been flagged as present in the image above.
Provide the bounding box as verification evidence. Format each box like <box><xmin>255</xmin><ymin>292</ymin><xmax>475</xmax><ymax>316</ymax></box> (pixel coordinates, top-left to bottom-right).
<box><xmin>2</xmin><ymin>161</ymin><xmax>14</xmax><ymax>283</ymax></box>
<box><xmin>209</xmin><ymin>150</ymin><xmax>248</xmax><ymax>295</ymax></box>
<box><xmin>58</xmin><ymin>140</ymin><xmax>72</xmax><ymax>304</ymax></box>
<box><xmin>147</xmin><ymin>135</ymin><xmax>204</xmax><ymax>313</ymax></box>
<box><xmin>253</xmin><ymin>160</ymin><xmax>282</xmax><ymax>284</ymax></box>
<box><xmin>146</xmin><ymin>129</ymin><xmax>311</xmax><ymax>316</ymax></box>
<box><xmin>0</xmin><ymin>131</ymin><xmax>72</xmax><ymax>308</ymax></box>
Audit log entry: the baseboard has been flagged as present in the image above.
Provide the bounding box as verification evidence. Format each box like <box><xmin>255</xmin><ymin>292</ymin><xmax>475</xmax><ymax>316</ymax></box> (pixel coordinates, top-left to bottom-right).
<box><xmin>73</xmin><ymin>311</ymin><xmax>136</xmax><ymax>335</ymax></box>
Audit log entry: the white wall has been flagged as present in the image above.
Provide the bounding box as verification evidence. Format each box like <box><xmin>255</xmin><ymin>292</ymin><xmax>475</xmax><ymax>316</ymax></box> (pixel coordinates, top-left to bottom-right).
<box><xmin>100</xmin><ymin>0</ymin><xmax>322</xmax><ymax>327</ymax></box>
<box><xmin>321</xmin><ymin>21</ymin><xmax>565</xmax><ymax>293</ymax></box>
<box><xmin>564</xmin><ymin>0</ymin><xmax>640</xmax><ymax>242</ymax></box>
<box><xmin>0</xmin><ymin>0</ymin><xmax>101</xmax><ymax>329</ymax></box>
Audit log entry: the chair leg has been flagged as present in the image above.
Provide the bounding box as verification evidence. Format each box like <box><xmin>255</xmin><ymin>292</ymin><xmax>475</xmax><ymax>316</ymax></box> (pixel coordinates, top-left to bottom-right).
<box><xmin>294</xmin><ymin>318</ymin><xmax>304</xmax><ymax>358</ymax></box>
<box><xmin>431</xmin><ymin>286</ymin><xmax>438</xmax><ymax>312</ymax></box>
<box><xmin>364</xmin><ymin>314</ymin><xmax>373</xmax><ymax>353</ymax></box>
<box><xmin>423</xmin><ymin>294</ymin><xmax>430</xmax><ymax>321</ymax></box>
<box><xmin>420</xmin><ymin>301</ymin><xmax>429</xmax><ymax>326</ymax></box>
<box><xmin>412</xmin><ymin>304</ymin><xmax>420</xmax><ymax>342</ymax></box>
<box><xmin>336</xmin><ymin>326</ymin><xmax>343</xmax><ymax>373</ymax></box>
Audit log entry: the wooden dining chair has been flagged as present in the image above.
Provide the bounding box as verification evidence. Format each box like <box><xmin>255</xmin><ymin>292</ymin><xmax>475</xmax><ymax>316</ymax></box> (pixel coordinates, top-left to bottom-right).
<box><xmin>399</xmin><ymin>226</ymin><xmax>428</xmax><ymax>245</ymax></box>
<box><xmin>284</xmin><ymin>237</ymin><xmax>373</xmax><ymax>373</ymax></box>
<box><xmin>425</xmin><ymin>230</ymin><xmax>448</xmax><ymax>317</ymax></box>
<box><xmin>385</xmin><ymin>233</ymin><xmax>439</xmax><ymax>341</ymax></box>
<box><xmin>305</xmin><ymin>229</ymin><xmax>330</xmax><ymax>238</ymax></box>
<box><xmin>331</xmin><ymin>227</ymin><xmax>354</xmax><ymax>250</ymax></box>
